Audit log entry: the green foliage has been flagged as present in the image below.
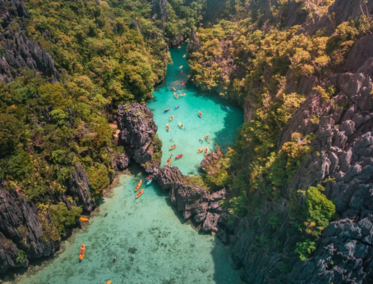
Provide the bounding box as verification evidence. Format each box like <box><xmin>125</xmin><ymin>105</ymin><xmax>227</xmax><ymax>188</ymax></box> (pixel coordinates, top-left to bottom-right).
<box><xmin>291</xmin><ymin>185</ymin><xmax>336</xmax><ymax>260</ymax></box>
<box><xmin>16</xmin><ymin>250</ymin><xmax>27</xmax><ymax>264</ymax></box>
<box><xmin>295</xmin><ymin>239</ymin><xmax>316</xmax><ymax>261</ymax></box>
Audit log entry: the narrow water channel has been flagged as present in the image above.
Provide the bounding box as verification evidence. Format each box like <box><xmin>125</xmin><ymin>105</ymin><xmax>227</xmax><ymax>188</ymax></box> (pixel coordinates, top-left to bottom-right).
<box><xmin>9</xmin><ymin>45</ymin><xmax>243</xmax><ymax>284</ymax></box>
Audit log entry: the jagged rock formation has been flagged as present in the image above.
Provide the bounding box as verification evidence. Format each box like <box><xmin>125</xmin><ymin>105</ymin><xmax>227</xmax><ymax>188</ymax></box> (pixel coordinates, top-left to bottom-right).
<box><xmin>0</xmin><ymin>188</ymin><xmax>59</xmax><ymax>273</ymax></box>
<box><xmin>155</xmin><ymin>166</ymin><xmax>227</xmax><ymax>233</ymax></box>
<box><xmin>65</xmin><ymin>163</ymin><xmax>95</xmax><ymax>212</ymax></box>
<box><xmin>230</xmin><ymin>9</ymin><xmax>373</xmax><ymax>284</ymax></box>
<box><xmin>0</xmin><ymin>0</ymin><xmax>59</xmax><ymax>82</ymax></box>
<box><xmin>0</xmin><ymin>160</ymin><xmax>99</xmax><ymax>274</ymax></box>
<box><xmin>117</xmin><ymin>103</ymin><xmax>162</xmax><ymax>173</ymax></box>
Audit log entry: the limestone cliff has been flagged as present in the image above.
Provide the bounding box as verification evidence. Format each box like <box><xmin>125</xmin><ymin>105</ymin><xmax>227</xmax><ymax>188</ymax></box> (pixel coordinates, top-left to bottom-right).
<box><xmin>0</xmin><ymin>0</ymin><xmax>59</xmax><ymax>82</ymax></box>
<box><xmin>117</xmin><ymin>103</ymin><xmax>162</xmax><ymax>173</ymax></box>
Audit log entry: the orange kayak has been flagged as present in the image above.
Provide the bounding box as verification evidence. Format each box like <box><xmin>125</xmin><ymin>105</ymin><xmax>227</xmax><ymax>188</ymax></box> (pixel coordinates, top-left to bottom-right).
<box><xmin>174</xmin><ymin>93</ymin><xmax>178</xmax><ymax>98</ymax></box>
<box><xmin>136</xmin><ymin>189</ymin><xmax>144</xmax><ymax>199</ymax></box>
<box><xmin>169</xmin><ymin>145</ymin><xmax>177</xmax><ymax>150</ymax></box>
<box><xmin>228</xmin><ymin>147</ymin><xmax>235</xmax><ymax>152</ymax></box>
<box><xmin>165</xmin><ymin>157</ymin><xmax>172</xmax><ymax>166</ymax></box>
<box><xmin>205</xmin><ymin>147</ymin><xmax>209</xmax><ymax>156</ymax></box>
<box><xmin>169</xmin><ymin>116</ymin><xmax>174</xmax><ymax>121</ymax></box>
<box><xmin>106</xmin><ymin>281</ymin><xmax>112</xmax><ymax>284</ymax></box>
<box><xmin>79</xmin><ymin>243</ymin><xmax>85</xmax><ymax>261</ymax></box>
<box><xmin>206</xmin><ymin>135</ymin><xmax>209</xmax><ymax>141</ymax></box>
<box><xmin>199</xmin><ymin>111</ymin><xmax>203</xmax><ymax>117</ymax></box>
<box><xmin>166</xmin><ymin>124</ymin><xmax>170</xmax><ymax>131</ymax></box>
<box><xmin>80</xmin><ymin>217</ymin><xmax>90</xmax><ymax>222</ymax></box>
<box><xmin>197</xmin><ymin>146</ymin><xmax>204</xmax><ymax>153</ymax></box>
<box><xmin>135</xmin><ymin>180</ymin><xmax>142</xmax><ymax>192</ymax></box>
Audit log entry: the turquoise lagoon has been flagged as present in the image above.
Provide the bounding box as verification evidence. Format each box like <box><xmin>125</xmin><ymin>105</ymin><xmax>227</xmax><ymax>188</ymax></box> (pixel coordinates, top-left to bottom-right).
<box><xmin>149</xmin><ymin>44</ymin><xmax>243</xmax><ymax>175</ymax></box>
<box><xmin>9</xmin><ymin>45</ymin><xmax>243</xmax><ymax>284</ymax></box>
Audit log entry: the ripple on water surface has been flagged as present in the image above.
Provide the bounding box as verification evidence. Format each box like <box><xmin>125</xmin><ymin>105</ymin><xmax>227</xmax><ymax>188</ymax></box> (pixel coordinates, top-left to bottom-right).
<box><xmin>10</xmin><ymin>44</ymin><xmax>242</xmax><ymax>284</ymax></box>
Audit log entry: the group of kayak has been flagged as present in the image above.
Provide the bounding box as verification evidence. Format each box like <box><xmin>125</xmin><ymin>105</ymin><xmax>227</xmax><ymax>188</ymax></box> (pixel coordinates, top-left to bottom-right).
<box><xmin>134</xmin><ymin>175</ymin><xmax>154</xmax><ymax>199</ymax></box>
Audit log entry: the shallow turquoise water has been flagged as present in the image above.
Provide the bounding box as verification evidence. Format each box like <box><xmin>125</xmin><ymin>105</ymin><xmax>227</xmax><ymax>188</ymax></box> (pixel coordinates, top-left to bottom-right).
<box><xmin>13</xmin><ymin>170</ymin><xmax>240</xmax><ymax>284</ymax></box>
<box><xmin>10</xmin><ymin>45</ymin><xmax>243</xmax><ymax>284</ymax></box>
<box><xmin>148</xmin><ymin>44</ymin><xmax>243</xmax><ymax>175</ymax></box>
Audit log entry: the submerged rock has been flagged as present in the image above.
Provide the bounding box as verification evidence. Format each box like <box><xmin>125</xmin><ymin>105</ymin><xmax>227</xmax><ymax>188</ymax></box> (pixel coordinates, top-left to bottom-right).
<box><xmin>117</xmin><ymin>103</ymin><xmax>162</xmax><ymax>173</ymax></box>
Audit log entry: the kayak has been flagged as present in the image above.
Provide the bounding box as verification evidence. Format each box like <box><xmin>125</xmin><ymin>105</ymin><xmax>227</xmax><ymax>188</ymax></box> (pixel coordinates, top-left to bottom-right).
<box><xmin>182</xmin><ymin>81</ymin><xmax>187</xmax><ymax>85</ymax></box>
<box><xmin>178</xmin><ymin>122</ymin><xmax>184</xmax><ymax>129</ymax></box>
<box><xmin>183</xmin><ymin>54</ymin><xmax>186</xmax><ymax>58</ymax></box>
<box><xmin>179</xmin><ymin>65</ymin><xmax>183</xmax><ymax>69</ymax></box>
<box><xmin>166</xmin><ymin>124</ymin><xmax>170</xmax><ymax>131</ymax></box>
<box><xmin>169</xmin><ymin>145</ymin><xmax>177</xmax><ymax>150</ymax></box>
<box><xmin>174</xmin><ymin>93</ymin><xmax>179</xmax><ymax>99</ymax></box>
<box><xmin>136</xmin><ymin>189</ymin><xmax>144</xmax><ymax>199</ymax></box>
<box><xmin>198</xmin><ymin>111</ymin><xmax>203</xmax><ymax>117</ymax></box>
<box><xmin>135</xmin><ymin>180</ymin><xmax>142</xmax><ymax>192</ymax></box>
<box><xmin>175</xmin><ymin>154</ymin><xmax>184</xmax><ymax>159</ymax></box>
<box><xmin>79</xmin><ymin>243</ymin><xmax>85</xmax><ymax>261</ymax></box>
<box><xmin>205</xmin><ymin>147</ymin><xmax>209</xmax><ymax>156</ymax></box>
<box><xmin>172</xmin><ymin>87</ymin><xmax>176</xmax><ymax>91</ymax></box>
<box><xmin>146</xmin><ymin>175</ymin><xmax>153</xmax><ymax>181</ymax></box>
<box><xmin>226</xmin><ymin>106</ymin><xmax>233</xmax><ymax>112</ymax></box>
<box><xmin>180</xmin><ymin>93</ymin><xmax>186</xmax><ymax>96</ymax></box>
<box><xmin>165</xmin><ymin>157</ymin><xmax>172</xmax><ymax>166</ymax></box>
<box><xmin>80</xmin><ymin>217</ymin><xmax>90</xmax><ymax>222</ymax></box>
<box><xmin>175</xmin><ymin>105</ymin><xmax>180</xmax><ymax>109</ymax></box>
<box><xmin>106</xmin><ymin>281</ymin><xmax>112</xmax><ymax>284</ymax></box>
<box><xmin>178</xmin><ymin>46</ymin><xmax>181</xmax><ymax>49</ymax></box>
<box><xmin>169</xmin><ymin>116</ymin><xmax>174</xmax><ymax>121</ymax></box>
<box><xmin>228</xmin><ymin>147</ymin><xmax>235</xmax><ymax>152</ymax></box>
<box><xmin>164</xmin><ymin>108</ymin><xmax>170</xmax><ymax>112</ymax></box>
<box><xmin>146</xmin><ymin>178</ymin><xmax>153</xmax><ymax>186</ymax></box>
<box><xmin>197</xmin><ymin>146</ymin><xmax>204</xmax><ymax>153</ymax></box>
<box><xmin>206</xmin><ymin>135</ymin><xmax>209</xmax><ymax>142</ymax></box>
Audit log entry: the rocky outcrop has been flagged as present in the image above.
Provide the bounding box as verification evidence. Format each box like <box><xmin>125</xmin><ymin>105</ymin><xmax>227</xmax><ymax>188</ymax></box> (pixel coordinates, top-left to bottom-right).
<box><xmin>0</xmin><ymin>187</ymin><xmax>59</xmax><ymax>273</ymax></box>
<box><xmin>65</xmin><ymin>163</ymin><xmax>95</xmax><ymax>212</ymax></box>
<box><xmin>155</xmin><ymin>166</ymin><xmax>227</xmax><ymax>233</ymax></box>
<box><xmin>117</xmin><ymin>103</ymin><xmax>162</xmax><ymax>173</ymax></box>
<box><xmin>200</xmin><ymin>149</ymin><xmax>224</xmax><ymax>175</ymax></box>
<box><xmin>0</xmin><ymin>0</ymin><xmax>59</xmax><ymax>82</ymax></box>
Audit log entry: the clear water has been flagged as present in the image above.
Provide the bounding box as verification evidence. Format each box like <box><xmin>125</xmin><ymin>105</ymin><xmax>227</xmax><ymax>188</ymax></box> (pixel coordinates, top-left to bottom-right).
<box><xmin>8</xmin><ymin>44</ymin><xmax>243</xmax><ymax>284</ymax></box>
<box><xmin>148</xmin><ymin>44</ymin><xmax>243</xmax><ymax>175</ymax></box>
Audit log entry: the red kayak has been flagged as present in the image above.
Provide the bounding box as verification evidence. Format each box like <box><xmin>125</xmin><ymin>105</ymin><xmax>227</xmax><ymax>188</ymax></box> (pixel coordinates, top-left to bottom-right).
<box><xmin>146</xmin><ymin>175</ymin><xmax>153</xmax><ymax>181</ymax></box>
<box><xmin>172</xmin><ymin>87</ymin><xmax>176</xmax><ymax>91</ymax></box>
<box><xmin>175</xmin><ymin>154</ymin><xmax>184</xmax><ymax>159</ymax></box>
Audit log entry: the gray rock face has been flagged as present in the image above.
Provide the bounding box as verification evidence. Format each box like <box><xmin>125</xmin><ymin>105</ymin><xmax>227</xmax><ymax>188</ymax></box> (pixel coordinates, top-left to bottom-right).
<box><xmin>155</xmin><ymin>166</ymin><xmax>227</xmax><ymax>233</ymax></box>
<box><xmin>0</xmin><ymin>0</ymin><xmax>59</xmax><ymax>82</ymax></box>
<box><xmin>232</xmin><ymin>32</ymin><xmax>373</xmax><ymax>284</ymax></box>
<box><xmin>117</xmin><ymin>103</ymin><xmax>162</xmax><ymax>173</ymax></box>
<box><xmin>199</xmin><ymin>149</ymin><xmax>224</xmax><ymax>175</ymax></box>
<box><xmin>65</xmin><ymin>163</ymin><xmax>95</xmax><ymax>212</ymax></box>
<box><xmin>0</xmin><ymin>188</ymin><xmax>59</xmax><ymax>273</ymax></box>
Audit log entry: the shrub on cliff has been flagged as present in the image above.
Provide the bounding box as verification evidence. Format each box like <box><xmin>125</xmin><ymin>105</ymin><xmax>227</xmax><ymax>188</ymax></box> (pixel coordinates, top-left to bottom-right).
<box><xmin>291</xmin><ymin>185</ymin><xmax>336</xmax><ymax>260</ymax></box>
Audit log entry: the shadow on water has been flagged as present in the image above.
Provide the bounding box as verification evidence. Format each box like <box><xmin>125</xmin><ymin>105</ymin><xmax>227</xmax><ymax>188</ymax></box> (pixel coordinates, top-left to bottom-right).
<box><xmin>164</xmin><ymin>44</ymin><xmax>243</xmax><ymax>283</ymax></box>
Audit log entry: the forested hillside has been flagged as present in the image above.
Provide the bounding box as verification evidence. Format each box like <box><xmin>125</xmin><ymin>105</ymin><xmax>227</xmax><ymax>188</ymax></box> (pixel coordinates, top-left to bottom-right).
<box><xmin>0</xmin><ymin>0</ymin><xmax>201</xmax><ymax>273</ymax></box>
<box><xmin>2</xmin><ymin>0</ymin><xmax>373</xmax><ymax>283</ymax></box>
<box><xmin>189</xmin><ymin>0</ymin><xmax>373</xmax><ymax>283</ymax></box>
